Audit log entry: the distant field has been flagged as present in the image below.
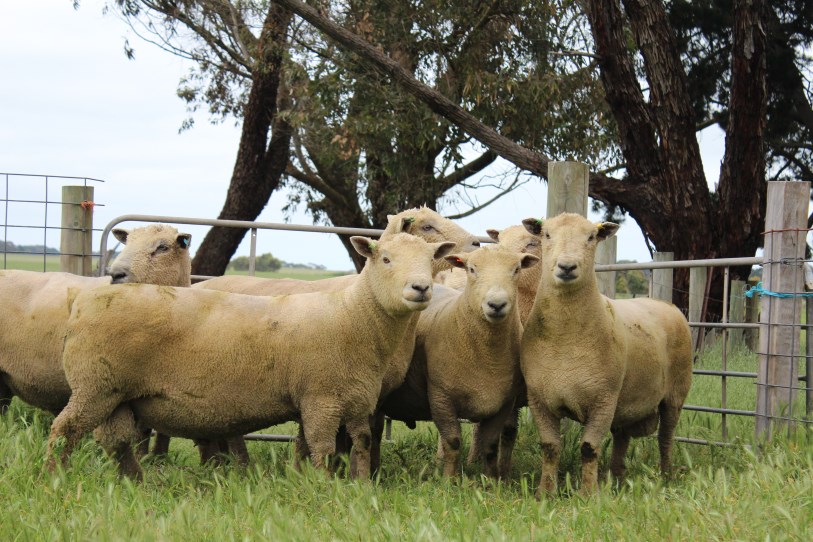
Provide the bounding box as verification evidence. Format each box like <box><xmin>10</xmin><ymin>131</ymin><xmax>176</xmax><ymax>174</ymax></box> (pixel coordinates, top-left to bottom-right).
<box><xmin>1</xmin><ymin>253</ymin><xmax>350</xmax><ymax>281</ymax></box>
<box><xmin>223</xmin><ymin>268</ymin><xmax>352</xmax><ymax>281</ymax></box>
<box><xmin>1</xmin><ymin>253</ymin><xmax>62</xmax><ymax>272</ymax></box>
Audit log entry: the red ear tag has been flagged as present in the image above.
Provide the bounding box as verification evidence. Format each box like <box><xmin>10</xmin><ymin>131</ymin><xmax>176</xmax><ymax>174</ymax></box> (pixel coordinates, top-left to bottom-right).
<box><xmin>454</xmin><ymin>257</ymin><xmax>463</xmax><ymax>265</ymax></box>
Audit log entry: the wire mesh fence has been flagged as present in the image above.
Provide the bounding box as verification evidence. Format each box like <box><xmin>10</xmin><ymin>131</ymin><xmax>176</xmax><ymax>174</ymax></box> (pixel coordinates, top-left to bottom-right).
<box><xmin>1</xmin><ymin>173</ymin><xmax>105</xmax><ymax>273</ymax></box>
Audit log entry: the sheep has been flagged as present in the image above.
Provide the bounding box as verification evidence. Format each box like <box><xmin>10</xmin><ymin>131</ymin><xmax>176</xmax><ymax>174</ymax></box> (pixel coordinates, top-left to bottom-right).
<box><xmin>0</xmin><ymin>224</ymin><xmax>191</xmax><ymax>417</ymax></box>
<box><xmin>193</xmin><ymin>206</ymin><xmax>480</xmax><ymax>471</ymax></box>
<box><xmin>46</xmin><ymin>233</ymin><xmax>455</xmax><ymax>480</ymax></box>
<box><xmin>465</xmin><ymin>225</ymin><xmax>543</xmax><ymax>470</ymax></box>
<box><xmin>381</xmin><ymin>244</ymin><xmax>539</xmax><ymax>478</ymax></box>
<box><xmin>195</xmin><ymin>206</ymin><xmax>481</xmax><ymax>296</ymax></box>
<box><xmin>519</xmin><ymin>213</ymin><xmax>692</xmax><ymax>496</ymax></box>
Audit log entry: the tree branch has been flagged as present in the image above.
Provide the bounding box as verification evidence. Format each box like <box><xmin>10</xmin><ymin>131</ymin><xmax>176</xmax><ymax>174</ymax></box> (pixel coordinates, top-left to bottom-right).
<box><xmin>437</xmin><ymin>150</ymin><xmax>498</xmax><ymax>193</ymax></box>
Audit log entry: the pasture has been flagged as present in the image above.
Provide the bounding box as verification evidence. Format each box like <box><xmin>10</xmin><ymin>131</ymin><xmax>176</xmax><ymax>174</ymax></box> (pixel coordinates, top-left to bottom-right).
<box><xmin>1</xmin><ymin>347</ymin><xmax>811</xmax><ymax>541</ymax></box>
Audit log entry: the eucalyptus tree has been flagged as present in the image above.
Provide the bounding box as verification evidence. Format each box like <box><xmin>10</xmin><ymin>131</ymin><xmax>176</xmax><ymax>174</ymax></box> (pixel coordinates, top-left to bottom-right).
<box><xmin>106</xmin><ymin>0</ymin><xmax>614</xmax><ymax>272</ymax></box>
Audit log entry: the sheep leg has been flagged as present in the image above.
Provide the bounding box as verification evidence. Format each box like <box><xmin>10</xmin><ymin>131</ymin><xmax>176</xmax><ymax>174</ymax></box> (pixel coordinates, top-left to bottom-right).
<box><xmin>346</xmin><ymin>416</ymin><xmax>372</xmax><ymax>480</ymax></box>
<box><xmin>0</xmin><ymin>377</ymin><xmax>12</xmax><ymax>415</ymax></box>
<box><xmin>93</xmin><ymin>404</ymin><xmax>144</xmax><ymax>481</ymax></box>
<box><xmin>580</xmin><ymin>404</ymin><xmax>616</xmax><ymax>495</ymax></box>
<box><xmin>527</xmin><ymin>396</ymin><xmax>561</xmax><ymax>497</ymax></box>
<box><xmin>658</xmin><ymin>402</ymin><xmax>682</xmax><ymax>478</ymax></box>
<box><xmin>46</xmin><ymin>391</ymin><xmax>122</xmax><ymax>472</ymax></box>
<box><xmin>369</xmin><ymin>411</ymin><xmax>386</xmax><ymax>476</ymax></box>
<box><xmin>226</xmin><ymin>437</ymin><xmax>250</xmax><ymax>466</ymax></box>
<box><xmin>300</xmin><ymin>404</ymin><xmax>340</xmax><ymax>473</ymax></box>
<box><xmin>466</xmin><ymin>423</ymin><xmax>481</xmax><ymax>465</ymax></box>
<box><xmin>429</xmin><ymin>392</ymin><xmax>462</xmax><ymax>477</ymax></box>
<box><xmin>333</xmin><ymin>425</ymin><xmax>352</xmax><ymax>473</ymax></box>
<box><xmin>293</xmin><ymin>424</ymin><xmax>312</xmax><ymax>471</ymax></box>
<box><xmin>477</xmin><ymin>403</ymin><xmax>514</xmax><ymax>479</ymax></box>
<box><xmin>609</xmin><ymin>429</ymin><xmax>630</xmax><ymax>482</ymax></box>
<box><xmin>497</xmin><ymin>406</ymin><xmax>521</xmax><ymax>479</ymax></box>
<box><xmin>152</xmin><ymin>432</ymin><xmax>171</xmax><ymax>456</ymax></box>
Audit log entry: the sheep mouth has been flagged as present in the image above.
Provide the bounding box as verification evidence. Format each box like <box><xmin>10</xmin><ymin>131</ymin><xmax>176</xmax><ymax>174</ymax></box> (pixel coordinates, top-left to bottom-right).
<box><xmin>484</xmin><ymin>311</ymin><xmax>508</xmax><ymax>323</ymax></box>
<box><xmin>555</xmin><ymin>272</ymin><xmax>578</xmax><ymax>282</ymax></box>
<box><xmin>403</xmin><ymin>298</ymin><xmax>431</xmax><ymax>311</ymax></box>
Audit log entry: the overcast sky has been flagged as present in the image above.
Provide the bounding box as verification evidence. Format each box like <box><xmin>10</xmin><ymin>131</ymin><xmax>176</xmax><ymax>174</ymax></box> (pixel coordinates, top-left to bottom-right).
<box><xmin>0</xmin><ymin>0</ymin><xmax>728</xmax><ymax>271</ymax></box>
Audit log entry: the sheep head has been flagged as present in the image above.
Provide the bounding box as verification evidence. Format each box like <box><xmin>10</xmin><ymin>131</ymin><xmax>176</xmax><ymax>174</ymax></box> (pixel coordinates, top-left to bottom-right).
<box><xmin>522</xmin><ymin>213</ymin><xmax>618</xmax><ymax>292</ymax></box>
<box><xmin>446</xmin><ymin>245</ymin><xmax>539</xmax><ymax>323</ymax></box>
<box><xmin>109</xmin><ymin>224</ymin><xmax>192</xmax><ymax>287</ymax></box>
<box><xmin>351</xmin><ymin>233</ymin><xmax>455</xmax><ymax>314</ymax></box>
<box><xmin>383</xmin><ymin>206</ymin><xmax>480</xmax><ymax>275</ymax></box>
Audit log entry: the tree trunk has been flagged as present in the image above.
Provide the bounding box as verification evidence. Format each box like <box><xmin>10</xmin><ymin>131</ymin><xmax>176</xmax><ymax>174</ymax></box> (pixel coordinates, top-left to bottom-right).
<box><xmin>191</xmin><ymin>5</ymin><xmax>293</xmax><ymax>277</ymax></box>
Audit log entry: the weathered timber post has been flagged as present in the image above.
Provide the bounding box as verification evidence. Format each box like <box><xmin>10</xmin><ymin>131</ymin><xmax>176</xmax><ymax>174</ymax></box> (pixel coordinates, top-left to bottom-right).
<box><xmin>596</xmin><ymin>235</ymin><xmax>617</xmax><ymax>298</ymax></box>
<box><xmin>756</xmin><ymin>180</ymin><xmax>809</xmax><ymax>440</ymax></box>
<box><xmin>547</xmin><ymin>161</ymin><xmax>588</xmax><ymax>218</ymax></box>
<box><xmin>806</xmin><ymin>297</ymin><xmax>813</xmax><ymax>419</ymax></box>
<box><xmin>689</xmin><ymin>267</ymin><xmax>708</xmax><ymax>351</ymax></box>
<box><xmin>651</xmin><ymin>252</ymin><xmax>674</xmax><ymax>303</ymax></box>
<box><xmin>60</xmin><ymin>186</ymin><xmax>94</xmax><ymax>276</ymax></box>
<box><xmin>728</xmin><ymin>280</ymin><xmax>747</xmax><ymax>349</ymax></box>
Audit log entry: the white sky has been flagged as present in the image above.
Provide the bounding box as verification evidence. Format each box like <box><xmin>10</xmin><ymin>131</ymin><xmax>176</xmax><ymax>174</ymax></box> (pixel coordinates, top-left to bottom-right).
<box><xmin>0</xmin><ymin>0</ymin><xmax>727</xmax><ymax>271</ymax></box>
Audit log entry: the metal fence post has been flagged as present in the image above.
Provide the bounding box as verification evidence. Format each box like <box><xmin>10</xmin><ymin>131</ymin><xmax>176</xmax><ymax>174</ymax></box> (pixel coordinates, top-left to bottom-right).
<box><xmin>756</xmin><ymin>180</ymin><xmax>809</xmax><ymax>440</ymax></box>
<box><xmin>60</xmin><ymin>185</ymin><xmax>94</xmax><ymax>276</ymax></box>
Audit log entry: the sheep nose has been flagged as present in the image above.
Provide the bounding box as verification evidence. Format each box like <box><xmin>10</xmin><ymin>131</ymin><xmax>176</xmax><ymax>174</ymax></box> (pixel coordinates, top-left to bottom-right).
<box><xmin>558</xmin><ymin>262</ymin><xmax>577</xmax><ymax>274</ymax></box>
<box><xmin>488</xmin><ymin>301</ymin><xmax>507</xmax><ymax>313</ymax></box>
<box><xmin>411</xmin><ymin>283</ymin><xmax>430</xmax><ymax>294</ymax></box>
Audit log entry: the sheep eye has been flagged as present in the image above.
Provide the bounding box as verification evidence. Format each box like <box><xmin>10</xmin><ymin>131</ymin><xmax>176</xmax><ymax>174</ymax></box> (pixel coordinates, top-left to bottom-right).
<box><xmin>588</xmin><ymin>234</ymin><xmax>596</xmax><ymax>242</ymax></box>
<box><xmin>155</xmin><ymin>243</ymin><xmax>169</xmax><ymax>254</ymax></box>
<box><xmin>468</xmin><ymin>266</ymin><xmax>475</xmax><ymax>274</ymax></box>
<box><xmin>422</xmin><ymin>224</ymin><xmax>434</xmax><ymax>232</ymax></box>
<box><xmin>544</xmin><ymin>232</ymin><xmax>551</xmax><ymax>239</ymax></box>
<box><xmin>382</xmin><ymin>256</ymin><xmax>391</xmax><ymax>264</ymax></box>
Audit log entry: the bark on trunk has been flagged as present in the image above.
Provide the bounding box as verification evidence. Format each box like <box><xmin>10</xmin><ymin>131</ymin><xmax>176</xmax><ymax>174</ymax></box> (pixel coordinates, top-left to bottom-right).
<box><xmin>191</xmin><ymin>5</ymin><xmax>293</xmax><ymax>277</ymax></box>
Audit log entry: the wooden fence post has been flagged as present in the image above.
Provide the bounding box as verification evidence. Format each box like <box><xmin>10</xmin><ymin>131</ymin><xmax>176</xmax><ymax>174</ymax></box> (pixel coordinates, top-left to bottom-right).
<box><xmin>60</xmin><ymin>186</ymin><xmax>94</xmax><ymax>276</ymax></box>
<box><xmin>728</xmin><ymin>280</ymin><xmax>746</xmax><ymax>349</ymax></box>
<box><xmin>688</xmin><ymin>267</ymin><xmax>708</xmax><ymax>350</ymax></box>
<box><xmin>547</xmin><ymin>161</ymin><xmax>588</xmax><ymax>218</ymax></box>
<box><xmin>651</xmin><ymin>252</ymin><xmax>674</xmax><ymax>303</ymax></box>
<box><xmin>596</xmin><ymin>235</ymin><xmax>617</xmax><ymax>298</ymax></box>
<box><xmin>756</xmin><ymin>180</ymin><xmax>809</xmax><ymax>440</ymax></box>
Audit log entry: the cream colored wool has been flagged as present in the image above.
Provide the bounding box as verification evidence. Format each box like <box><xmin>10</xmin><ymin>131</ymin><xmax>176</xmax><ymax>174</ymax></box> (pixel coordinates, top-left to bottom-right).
<box><xmin>520</xmin><ymin>213</ymin><xmax>692</xmax><ymax>497</ymax></box>
<box><xmin>47</xmin><ymin>234</ymin><xmax>454</xmax><ymax>480</ymax></box>
<box><xmin>0</xmin><ymin>224</ymin><xmax>191</xmax><ymax>415</ymax></box>
<box><xmin>381</xmin><ymin>245</ymin><xmax>538</xmax><ymax>478</ymax></box>
<box><xmin>193</xmin><ymin>206</ymin><xmax>480</xmax><ymax>473</ymax></box>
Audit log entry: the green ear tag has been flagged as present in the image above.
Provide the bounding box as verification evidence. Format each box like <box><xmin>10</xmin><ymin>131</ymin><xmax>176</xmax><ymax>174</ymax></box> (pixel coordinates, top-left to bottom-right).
<box><xmin>405</xmin><ymin>217</ymin><xmax>416</xmax><ymax>224</ymax></box>
<box><xmin>369</xmin><ymin>241</ymin><xmax>378</xmax><ymax>251</ymax></box>
<box><xmin>535</xmin><ymin>218</ymin><xmax>544</xmax><ymax>226</ymax></box>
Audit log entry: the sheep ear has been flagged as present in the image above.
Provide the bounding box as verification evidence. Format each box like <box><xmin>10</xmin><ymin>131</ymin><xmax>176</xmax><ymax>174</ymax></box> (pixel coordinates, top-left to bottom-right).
<box><xmin>350</xmin><ymin>236</ymin><xmax>377</xmax><ymax>258</ymax></box>
<box><xmin>433</xmin><ymin>242</ymin><xmax>456</xmax><ymax>260</ymax></box>
<box><xmin>596</xmin><ymin>222</ymin><xmax>620</xmax><ymax>241</ymax></box>
<box><xmin>112</xmin><ymin>229</ymin><xmax>129</xmax><ymax>245</ymax></box>
<box><xmin>445</xmin><ymin>253</ymin><xmax>467</xmax><ymax>269</ymax></box>
<box><xmin>176</xmin><ymin>234</ymin><xmax>192</xmax><ymax>250</ymax></box>
<box><xmin>520</xmin><ymin>254</ymin><xmax>540</xmax><ymax>268</ymax></box>
<box><xmin>486</xmin><ymin>229</ymin><xmax>500</xmax><ymax>242</ymax></box>
<box><xmin>522</xmin><ymin>218</ymin><xmax>543</xmax><ymax>235</ymax></box>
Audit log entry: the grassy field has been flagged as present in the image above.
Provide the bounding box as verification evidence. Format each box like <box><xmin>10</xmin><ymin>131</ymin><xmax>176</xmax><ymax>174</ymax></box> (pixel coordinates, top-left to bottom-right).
<box><xmin>2</xmin><ymin>347</ymin><xmax>812</xmax><ymax>541</ymax></box>
<box><xmin>1</xmin><ymin>253</ymin><xmax>350</xmax><ymax>281</ymax></box>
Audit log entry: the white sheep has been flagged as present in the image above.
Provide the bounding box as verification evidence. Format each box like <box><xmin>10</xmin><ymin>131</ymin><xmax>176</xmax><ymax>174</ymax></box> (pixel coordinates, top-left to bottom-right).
<box><xmin>0</xmin><ymin>224</ymin><xmax>191</xmax><ymax>417</ymax></box>
<box><xmin>381</xmin><ymin>244</ymin><xmax>539</xmax><ymax>478</ymax></box>
<box><xmin>520</xmin><ymin>213</ymin><xmax>692</xmax><ymax>496</ymax></box>
<box><xmin>194</xmin><ymin>206</ymin><xmax>480</xmax><ymax>472</ymax></box>
<box><xmin>46</xmin><ymin>233</ymin><xmax>455</xmax><ymax>480</ymax></box>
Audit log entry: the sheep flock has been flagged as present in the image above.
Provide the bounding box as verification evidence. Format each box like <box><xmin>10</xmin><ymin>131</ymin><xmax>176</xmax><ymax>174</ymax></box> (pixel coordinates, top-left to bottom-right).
<box><xmin>1</xmin><ymin>209</ymin><xmax>692</xmax><ymax>497</ymax></box>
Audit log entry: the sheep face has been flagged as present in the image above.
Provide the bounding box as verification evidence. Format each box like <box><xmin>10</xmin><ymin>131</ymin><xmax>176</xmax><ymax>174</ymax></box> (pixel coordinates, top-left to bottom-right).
<box><xmin>446</xmin><ymin>245</ymin><xmax>539</xmax><ymax>323</ymax></box>
<box><xmin>487</xmin><ymin>225</ymin><xmax>542</xmax><ymax>258</ymax></box>
<box><xmin>351</xmin><ymin>233</ymin><xmax>455</xmax><ymax>314</ymax></box>
<box><xmin>385</xmin><ymin>206</ymin><xmax>480</xmax><ymax>274</ymax></box>
<box><xmin>522</xmin><ymin>213</ymin><xmax>618</xmax><ymax>291</ymax></box>
<box><xmin>108</xmin><ymin>225</ymin><xmax>192</xmax><ymax>287</ymax></box>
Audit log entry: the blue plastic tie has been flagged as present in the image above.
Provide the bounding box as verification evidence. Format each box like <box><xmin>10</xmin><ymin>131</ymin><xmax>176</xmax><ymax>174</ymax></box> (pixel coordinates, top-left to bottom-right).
<box><xmin>745</xmin><ymin>281</ymin><xmax>813</xmax><ymax>299</ymax></box>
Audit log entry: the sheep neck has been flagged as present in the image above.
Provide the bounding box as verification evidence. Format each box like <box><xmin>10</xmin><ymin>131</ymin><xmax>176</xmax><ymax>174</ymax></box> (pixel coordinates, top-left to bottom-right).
<box><xmin>452</xmin><ymin>291</ymin><xmax>521</xmax><ymax>368</ymax></box>
<box><xmin>532</xmin><ymin>273</ymin><xmax>607</xmax><ymax>333</ymax></box>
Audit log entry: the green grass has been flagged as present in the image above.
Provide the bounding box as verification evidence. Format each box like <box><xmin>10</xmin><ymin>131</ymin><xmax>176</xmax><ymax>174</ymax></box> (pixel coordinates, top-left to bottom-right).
<box><xmin>2</xmin><ymin>375</ymin><xmax>812</xmax><ymax>540</ymax></box>
<box><xmin>1</xmin><ymin>253</ymin><xmax>61</xmax><ymax>272</ymax></box>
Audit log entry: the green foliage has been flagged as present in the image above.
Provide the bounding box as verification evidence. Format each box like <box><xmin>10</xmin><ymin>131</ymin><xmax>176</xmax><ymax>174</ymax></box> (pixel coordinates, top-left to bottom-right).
<box><xmin>228</xmin><ymin>252</ymin><xmax>283</xmax><ymax>273</ymax></box>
